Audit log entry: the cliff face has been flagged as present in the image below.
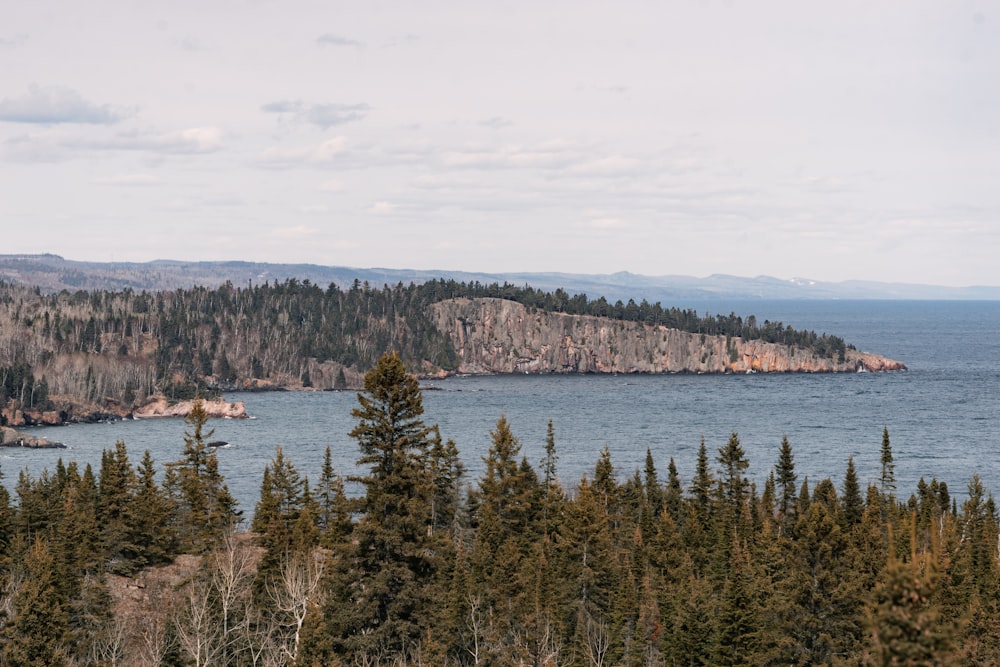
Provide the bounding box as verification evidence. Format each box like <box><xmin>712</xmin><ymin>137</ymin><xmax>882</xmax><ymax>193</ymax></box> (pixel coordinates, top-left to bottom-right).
<box><xmin>428</xmin><ymin>298</ymin><xmax>906</xmax><ymax>375</ymax></box>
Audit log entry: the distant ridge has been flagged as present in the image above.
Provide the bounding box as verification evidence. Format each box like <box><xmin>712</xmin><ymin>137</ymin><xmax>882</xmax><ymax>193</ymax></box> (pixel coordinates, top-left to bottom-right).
<box><xmin>1</xmin><ymin>254</ymin><xmax>997</xmax><ymax>302</ymax></box>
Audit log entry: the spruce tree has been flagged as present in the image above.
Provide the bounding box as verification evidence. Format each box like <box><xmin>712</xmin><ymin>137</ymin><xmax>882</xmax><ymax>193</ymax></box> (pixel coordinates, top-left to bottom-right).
<box><xmin>879</xmin><ymin>426</ymin><xmax>896</xmax><ymax>501</ymax></box>
<box><xmin>775</xmin><ymin>435</ymin><xmax>797</xmax><ymax>524</ymax></box>
<box><xmin>164</xmin><ymin>398</ymin><xmax>239</xmax><ymax>551</ymax></box>
<box><xmin>319</xmin><ymin>352</ymin><xmax>447</xmax><ymax>660</ymax></box>
<box><xmin>842</xmin><ymin>455</ymin><xmax>864</xmax><ymax>529</ymax></box>
<box><xmin>3</xmin><ymin>537</ymin><xmax>71</xmax><ymax>667</ymax></box>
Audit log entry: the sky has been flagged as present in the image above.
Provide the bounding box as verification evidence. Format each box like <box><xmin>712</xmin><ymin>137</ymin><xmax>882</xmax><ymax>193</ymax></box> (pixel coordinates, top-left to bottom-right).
<box><xmin>1</xmin><ymin>1</ymin><xmax>998</xmax><ymax>286</ymax></box>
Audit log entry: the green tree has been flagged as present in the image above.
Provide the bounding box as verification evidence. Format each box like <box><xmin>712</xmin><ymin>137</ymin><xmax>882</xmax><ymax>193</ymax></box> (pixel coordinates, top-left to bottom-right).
<box><xmin>2</xmin><ymin>538</ymin><xmax>70</xmax><ymax>667</ymax></box>
<box><xmin>164</xmin><ymin>398</ymin><xmax>239</xmax><ymax>552</ymax></box>
<box><xmin>317</xmin><ymin>352</ymin><xmax>449</xmax><ymax>661</ymax></box>
<box><xmin>775</xmin><ymin>435</ymin><xmax>797</xmax><ymax>525</ymax></box>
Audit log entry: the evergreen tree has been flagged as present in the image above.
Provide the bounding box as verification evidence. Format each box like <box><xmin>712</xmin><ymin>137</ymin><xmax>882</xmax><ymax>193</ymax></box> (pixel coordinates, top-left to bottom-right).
<box><xmin>317</xmin><ymin>352</ymin><xmax>448</xmax><ymax>660</ymax></box>
<box><xmin>314</xmin><ymin>445</ymin><xmax>353</xmax><ymax>547</ymax></box>
<box><xmin>2</xmin><ymin>538</ymin><xmax>71</xmax><ymax>667</ymax></box>
<box><xmin>879</xmin><ymin>426</ymin><xmax>896</xmax><ymax>502</ymax></box>
<box><xmin>842</xmin><ymin>455</ymin><xmax>864</xmax><ymax>529</ymax></box>
<box><xmin>129</xmin><ymin>449</ymin><xmax>176</xmax><ymax>567</ymax></box>
<box><xmin>97</xmin><ymin>440</ymin><xmax>136</xmax><ymax>573</ymax></box>
<box><xmin>775</xmin><ymin>435</ymin><xmax>797</xmax><ymax>524</ymax></box>
<box><xmin>164</xmin><ymin>398</ymin><xmax>239</xmax><ymax>551</ymax></box>
<box><xmin>866</xmin><ymin>523</ymin><xmax>958</xmax><ymax>665</ymax></box>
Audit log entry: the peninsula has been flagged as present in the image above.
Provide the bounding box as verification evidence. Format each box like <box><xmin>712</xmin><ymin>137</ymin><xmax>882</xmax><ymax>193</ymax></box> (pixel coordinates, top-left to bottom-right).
<box><xmin>0</xmin><ymin>279</ymin><xmax>903</xmax><ymax>426</ymax></box>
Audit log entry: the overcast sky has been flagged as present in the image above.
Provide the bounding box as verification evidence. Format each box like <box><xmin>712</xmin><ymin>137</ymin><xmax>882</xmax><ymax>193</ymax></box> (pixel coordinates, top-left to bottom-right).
<box><xmin>2</xmin><ymin>1</ymin><xmax>997</xmax><ymax>286</ymax></box>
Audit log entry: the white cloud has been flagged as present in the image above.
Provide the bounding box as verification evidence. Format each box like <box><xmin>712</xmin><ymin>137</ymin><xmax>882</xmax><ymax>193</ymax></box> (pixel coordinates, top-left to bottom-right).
<box><xmin>480</xmin><ymin>116</ymin><xmax>513</xmax><ymax>129</ymax></box>
<box><xmin>92</xmin><ymin>173</ymin><xmax>160</xmax><ymax>186</ymax></box>
<box><xmin>0</xmin><ymin>33</ymin><xmax>28</xmax><ymax>47</ymax></box>
<box><xmin>587</xmin><ymin>217</ymin><xmax>626</xmax><ymax>229</ymax></box>
<box><xmin>272</xmin><ymin>225</ymin><xmax>320</xmax><ymax>238</ymax></box>
<box><xmin>317</xmin><ymin>34</ymin><xmax>362</xmax><ymax>47</ymax></box>
<box><xmin>442</xmin><ymin>142</ymin><xmax>581</xmax><ymax>170</ymax></box>
<box><xmin>98</xmin><ymin>127</ymin><xmax>224</xmax><ymax>154</ymax></box>
<box><xmin>569</xmin><ymin>156</ymin><xmax>641</xmax><ymax>176</ymax></box>
<box><xmin>0</xmin><ymin>85</ymin><xmax>127</xmax><ymax>124</ymax></box>
<box><xmin>259</xmin><ymin>137</ymin><xmax>348</xmax><ymax>168</ymax></box>
<box><xmin>319</xmin><ymin>178</ymin><xmax>345</xmax><ymax>192</ymax></box>
<box><xmin>368</xmin><ymin>201</ymin><xmax>397</xmax><ymax>214</ymax></box>
<box><xmin>262</xmin><ymin>100</ymin><xmax>370</xmax><ymax>128</ymax></box>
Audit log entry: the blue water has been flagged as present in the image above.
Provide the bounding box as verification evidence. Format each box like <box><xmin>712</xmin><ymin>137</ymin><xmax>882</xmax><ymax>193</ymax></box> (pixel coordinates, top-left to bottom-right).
<box><xmin>11</xmin><ymin>300</ymin><xmax>1000</xmax><ymax>517</ymax></box>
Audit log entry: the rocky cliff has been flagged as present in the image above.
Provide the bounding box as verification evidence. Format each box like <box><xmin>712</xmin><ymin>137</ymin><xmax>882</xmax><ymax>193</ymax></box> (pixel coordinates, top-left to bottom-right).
<box><xmin>428</xmin><ymin>298</ymin><xmax>906</xmax><ymax>375</ymax></box>
<box><xmin>133</xmin><ymin>397</ymin><xmax>248</xmax><ymax>419</ymax></box>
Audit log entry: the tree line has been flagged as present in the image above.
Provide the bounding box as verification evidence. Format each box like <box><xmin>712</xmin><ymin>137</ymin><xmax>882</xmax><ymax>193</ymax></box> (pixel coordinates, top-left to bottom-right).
<box><xmin>0</xmin><ymin>353</ymin><xmax>995</xmax><ymax>665</ymax></box>
<box><xmin>0</xmin><ymin>278</ymin><xmax>850</xmax><ymax>421</ymax></box>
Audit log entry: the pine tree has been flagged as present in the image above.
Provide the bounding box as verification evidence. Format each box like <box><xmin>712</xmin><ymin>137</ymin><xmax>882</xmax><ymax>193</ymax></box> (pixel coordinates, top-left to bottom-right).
<box><xmin>866</xmin><ymin>522</ymin><xmax>959</xmax><ymax>665</ymax></box>
<box><xmin>717</xmin><ymin>432</ymin><xmax>750</xmax><ymax>538</ymax></box>
<box><xmin>314</xmin><ymin>445</ymin><xmax>353</xmax><ymax>548</ymax></box>
<box><xmin>129</xmin><ymin>449</ymin><xmax>176</xmax><ymax>567</ymax></box>
<box><xmin>842</xmin><ymin>455</ymin><xmax>864</xmax><ymax>529</ymax></box>
<box><xmin>318</xmin><ymin>352</ymin><xmax>447</xmax><ymax>660</ymax></box>
<box><xmin>879</xmin><ymin>426</ymin><xmax>896</xmax><ymax>502</ymax></box>
<box><xmin>775</xmin><ymin>435</ymin><xmax>797</xmax><ymax>524</ymax></box>
<box><xmin>3</xmin><ymin>537</ymin><xmax>71</xmax><ymax>667</ymax></box>
<box><xmin>97</xmin><ymin>440</ymin><xmax>136</xmax><ymax>573</ymax></box>
<box><xmin>164</xmin><ymin>398</ymin><xmax>239</xmax><ymax>551</ymax></box>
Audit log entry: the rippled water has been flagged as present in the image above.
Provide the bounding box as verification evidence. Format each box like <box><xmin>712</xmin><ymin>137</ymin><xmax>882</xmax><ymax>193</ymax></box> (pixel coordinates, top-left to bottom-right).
<box><xmin>11</xmin><ymin>300</ymin><xmax>1000</xmax><ymax>516</ymax></box>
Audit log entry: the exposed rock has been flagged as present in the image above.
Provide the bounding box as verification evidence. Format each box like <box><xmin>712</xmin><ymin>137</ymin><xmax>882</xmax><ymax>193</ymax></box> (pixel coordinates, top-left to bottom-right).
<box><xmin>0</xmin><ymin>426</ymin><xmax>66</xmax><ymax>448</ymax></box>
<box><xmin>428</xmin><ymin>298</ymin><xmax>906</xmax><ymax>375</ymax></box>
<box><xmin>133</xmin><ymin>397</ymin><xmax>248</xmax><ymax>419</ymax></box>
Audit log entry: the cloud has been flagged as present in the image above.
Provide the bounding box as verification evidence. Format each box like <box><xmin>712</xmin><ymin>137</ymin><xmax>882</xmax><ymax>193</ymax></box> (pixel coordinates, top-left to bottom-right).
<box><xmin>0</xmin><ymin>33</ymin><xmax>28</xmax><ymax>47</ymax></box>
<box><xmin>261</xmin><ymin>100</ymin><xmax>303</xmax><ymax>114</ymax></box>
<box><xmin>176</xmin><ymin>35</ymin><xmax>203</xmax><ymax>51</ymax></box>
<box><xmin>442</xmin><ymin>142</ymin><xmax>581</xmax><ymax>170</ymax></box>
<box><xmin>258</xmin><ymin>137</ymin><xmax>348</xmax><ymax>168</ymax></box>
<box><xmin>306</xmin><ymin>103</ymin><xmax>371</xmax><ymax>128</ymax></box>
<box><xmin>272</xmin><ymin>225</ymin><xmax>320</xmax><ymax>238</ymax></box>
<box><xmin>319</xmin><ymin>178</ymin><xmax>346</xmax><ymax>192</ymax></box>
<box><xmin>261</xmin><ymin>99</ymin><xmax>370</xmax><ymax>128</ymax></box>
<box><xmin>569</xmin><ymin>156</ymin><xmax>641</xmax><ymax>176</ymax></box>
<box><xmin>0</xmin><ymin>132</ymin><xmax>66</xmax><ymax>162</ymax></box>
<box><xmin>100</xmin><ymin>127</ymin><xmax>223</xmax><ymax>154</ymax></box>
<box><xmin>317</xmin><ymin>33</ymin><xmax>362</xmax><ymax>47</ymax></box>
<box><xmin>368</xmin><ymin>201</ymin><xmax>397</xmax><ymax>214</ymax></box>
<box><xmin>1</xmin><ymin>126</ymin><xmax>223</xmax><ymax>162</ymax></box>
<box><xmin>0</xmin><ymin>85</ymin><xmax>127</xmax><ymax>124</ymax></box>
<box><xmin>480</xmin><ymin>116</ymin><xmax>513</xmax><ymax>129</ymax></box>
<box><xmin>92</xmin><ymin>173</ymin><xmax>161</xmax><ymax>186</ymax></box>
<box><xmin>587</xmin><ymin>217</ymin><xmax>626</xmax><ymax>229</ymax></box>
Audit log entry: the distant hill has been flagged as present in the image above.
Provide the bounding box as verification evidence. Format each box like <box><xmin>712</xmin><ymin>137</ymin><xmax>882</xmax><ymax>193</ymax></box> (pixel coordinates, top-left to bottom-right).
<box><xmin>1</xmin><ymin>254</ymin><xmax>997</xmax><ymax>301</ymax></box>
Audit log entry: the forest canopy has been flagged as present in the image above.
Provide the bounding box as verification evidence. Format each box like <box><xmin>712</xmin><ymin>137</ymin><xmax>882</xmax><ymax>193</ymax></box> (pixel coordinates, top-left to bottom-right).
<box><xmin>0</xmin><ymin>278</ymin><xmax>850</xmax><ymax>419</ymax></box>
<box><xmin>0</xmin><ymin>356</ymin><xmax>993</xmax><ymax>665</ymax></box>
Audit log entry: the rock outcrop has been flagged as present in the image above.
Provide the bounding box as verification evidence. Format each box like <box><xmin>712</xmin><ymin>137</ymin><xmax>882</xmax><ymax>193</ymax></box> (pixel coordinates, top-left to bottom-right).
<box><xmin>133</xmin><ymin>397</ymin><xmax>248</xmax><ymax>419</ymax></box>
<box><xmin>0</xmin><ymin>426</ymin><xmax>66</xmax><ymax>448</ymax></box>
<box><xmin>429</xmin><ymin>298</ymin><xmax>906</xmax><ymax>375</ymax></box>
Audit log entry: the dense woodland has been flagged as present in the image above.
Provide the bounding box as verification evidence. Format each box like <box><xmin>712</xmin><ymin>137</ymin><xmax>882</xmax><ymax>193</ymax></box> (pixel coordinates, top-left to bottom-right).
<box><xmin>0</xmin><ymin>353</ymin><xmax>996</xmax><ymax>666</ymax></box>
<box><xmin>0</xmin><ymin>279</ymin><xmax>849</xmax><ymax>419</ymax></box>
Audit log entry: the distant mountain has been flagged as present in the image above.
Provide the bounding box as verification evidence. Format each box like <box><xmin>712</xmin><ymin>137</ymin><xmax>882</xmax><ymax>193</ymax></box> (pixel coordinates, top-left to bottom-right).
<box><xmin>1</xmin><ymin>254</ymin><xmax>997</xmax><ymax>302</ymax></box>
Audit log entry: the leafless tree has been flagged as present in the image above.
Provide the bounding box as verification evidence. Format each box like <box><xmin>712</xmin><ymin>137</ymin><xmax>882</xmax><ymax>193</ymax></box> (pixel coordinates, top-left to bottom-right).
<box><xmin>267</xmin><ymin>547</ymin><xmax>327</xmax><ymax>664</ymax></box>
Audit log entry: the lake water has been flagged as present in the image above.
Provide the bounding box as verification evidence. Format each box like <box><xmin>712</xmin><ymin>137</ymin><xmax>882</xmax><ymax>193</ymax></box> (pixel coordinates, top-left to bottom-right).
<box><xmin>10</xmin><ymin>300</ymin><xmax>1000</xmax><ymax>518</ymax></box>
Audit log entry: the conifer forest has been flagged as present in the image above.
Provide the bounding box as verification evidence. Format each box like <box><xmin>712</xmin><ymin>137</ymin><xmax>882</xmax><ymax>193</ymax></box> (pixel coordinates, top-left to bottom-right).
<box><xmin>0</xmin><ymin>278</ymin><xmax>850</xmax><ymax>420</ymax></box>
<box><xmin>0</xmin><ymin>352</ymin><xmax>996</xmax><ymax>666</ymax></box>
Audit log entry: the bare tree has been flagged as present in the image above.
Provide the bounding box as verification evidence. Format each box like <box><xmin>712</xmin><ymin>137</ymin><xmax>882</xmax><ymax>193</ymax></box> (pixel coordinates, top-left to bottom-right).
<box><xmin>208</xmin><ymin>527</ymin><xmax>256</xmax><ymax>660</ymax></box>
<box><xmin>267</xmin><ymin>547</ymin><xmax>327</xmax><ymax>664</ymax></box>
<box><xmin>174</xmin><ymin>578</ymin><xmax>222</xmax><ymax>667</ymax></box>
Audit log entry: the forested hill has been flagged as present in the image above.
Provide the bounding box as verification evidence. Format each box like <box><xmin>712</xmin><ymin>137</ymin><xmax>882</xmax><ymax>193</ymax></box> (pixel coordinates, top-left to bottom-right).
<box><xmin>0</xmin><ymin>279</ymin><xmax>899</xmax><ymax>423</ymax></box>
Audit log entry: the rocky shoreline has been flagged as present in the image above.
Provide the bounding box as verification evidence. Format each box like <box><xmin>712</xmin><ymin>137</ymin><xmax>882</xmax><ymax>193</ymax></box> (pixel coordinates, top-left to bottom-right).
<box><xmin>1</xmin><ymin>397</ymin><xmax>248</xmax><ymax>430</ymax></box>
<box><xmin>0</xmin><ymin>426</ymin><xmax>65</xmax><ymax>448</ymax></box>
